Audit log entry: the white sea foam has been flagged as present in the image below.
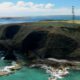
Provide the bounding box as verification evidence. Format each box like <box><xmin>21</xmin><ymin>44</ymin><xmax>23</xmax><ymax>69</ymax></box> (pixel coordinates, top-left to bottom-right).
<box><xmin>1</xmin><ymin>57</ymin><xmax>5</xmax><ymax>60</ymax></box>
<box><xmin>0</xmin><ymin>62</ymin><xmax>17</xmax><ymax>73</ymax></box>
<box><xmin>41</xmin><ymin>64</ymin><xmax>69</xmax><ymax>80</ymax></box>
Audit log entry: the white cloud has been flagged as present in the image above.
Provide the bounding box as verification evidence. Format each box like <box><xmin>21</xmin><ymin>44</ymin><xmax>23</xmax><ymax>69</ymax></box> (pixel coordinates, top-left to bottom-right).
<box><xmin>25</xmin><ymin>2</ymin><xmax>34</xmax><ymax>8</ymax></box>
<box><xmin>17</xmin><ymin>1</ymin><xmax>26</xmax><ymax>7</ymax></box>
<box><xmin>0</xmin><ymin>2</ymin><xmax>14</xmax><ymax>8</ymax></box>
<box><xmin>0</xmin><ymin>1</ymin><xmax>80</xmax><ymax>17</ymax></box>
<box><xmin>16</xmin><ymin>1</ymin><xmax>54</xmax><ymax>9</ymax></box>
<box><xmin>45</xmin><ymin>3</ymin><xmax>54</xmax><ymax>9</ymax></box>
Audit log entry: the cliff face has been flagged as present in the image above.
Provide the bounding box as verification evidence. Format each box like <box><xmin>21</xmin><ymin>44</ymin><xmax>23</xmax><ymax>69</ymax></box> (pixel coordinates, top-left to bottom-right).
<box><xmin>0</xmin><ymin>22</ymin><xmax>80</xmax><ymax>61</ymax></box>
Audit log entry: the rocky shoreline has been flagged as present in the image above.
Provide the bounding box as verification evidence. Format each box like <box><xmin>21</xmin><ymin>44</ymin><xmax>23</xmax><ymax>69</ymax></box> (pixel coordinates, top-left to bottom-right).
<box><xmin>29</xmin><ymin>58</ymin><xmax>80</xmax><ymax>69</ymax></box>
<box><xmin>29</xmin><ymin>58</ymin><xmax>80</xmax><ymax>80</ymax></box>
<box><xmin>0</xmin><ymin>57</ymin><xmax>80</xmax><ymax>80</ymax></box>
<box><xmin>0</xmin><ymin>61</ymin><xmax>21</xmax><ymax>76</ymax></box>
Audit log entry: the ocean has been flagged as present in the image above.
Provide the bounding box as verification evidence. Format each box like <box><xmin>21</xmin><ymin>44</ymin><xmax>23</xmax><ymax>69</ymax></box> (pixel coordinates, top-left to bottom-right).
<box><xmin>0</xmin><ymin>60</ymin><xmax>80</xmax><ymax>80</ymax></box>
<box><xmin>0</xmin><ymin>15</ymin><xmax>80</xmax><ymax>24</ymax></box>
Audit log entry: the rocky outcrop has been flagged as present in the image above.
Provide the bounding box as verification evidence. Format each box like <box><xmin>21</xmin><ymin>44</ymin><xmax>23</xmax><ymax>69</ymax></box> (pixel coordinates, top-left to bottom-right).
<box><xmin>0</xmin><ymin>23</ymin><xmax>79</xmax><ymax>61</ymax></box>
<box><xmin>1</xmin><ymin>25</ymin><xmax>20</xmax><ymax>39</ymax></box>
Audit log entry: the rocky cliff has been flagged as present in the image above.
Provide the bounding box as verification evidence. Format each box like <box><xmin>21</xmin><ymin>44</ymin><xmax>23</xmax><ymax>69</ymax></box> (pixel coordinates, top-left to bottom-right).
<box><xmin>0</xmin><ymin>22</ymin><xmax>80</xmax><ymax>61</ymax></box>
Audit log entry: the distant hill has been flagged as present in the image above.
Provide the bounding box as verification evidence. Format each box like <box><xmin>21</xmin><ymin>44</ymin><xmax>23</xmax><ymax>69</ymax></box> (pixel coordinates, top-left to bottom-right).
<box><xmin>0</xmin><ymin>15</ymin><xmax>80</xmax><ymax>24</ymax></box>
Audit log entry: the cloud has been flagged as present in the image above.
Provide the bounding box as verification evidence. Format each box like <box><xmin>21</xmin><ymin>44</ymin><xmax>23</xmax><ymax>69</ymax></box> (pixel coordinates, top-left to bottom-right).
<box><xmin>0</xmin><ymin>2</ymin><xmax>14</xmax><ymax>8</ymax></box>
<box><xmin>16</xmin><ymin>1</ymin><xmax>54</xmax><ymax>9</ymax></box>
<box><xmin>0</xmin><ymin>1</ymin><xmax>80</xmax><ymax>17</ymax></box>
<box><xmin>45</xmin><ymin>3</ymin><xmax>54</xmax><ymax>9</ymax></box>
<box><xmin>17</xmin><ymin>1</ymin><xmax>26</xmax><ymax>7</ymax></box>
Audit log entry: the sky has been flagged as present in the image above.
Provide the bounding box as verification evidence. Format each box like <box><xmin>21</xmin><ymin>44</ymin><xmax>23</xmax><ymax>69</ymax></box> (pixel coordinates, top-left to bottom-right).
<box><xmin>0</xmin><ymin>0</ymin><xmax>80</xmax><ymax>17</ymax></box>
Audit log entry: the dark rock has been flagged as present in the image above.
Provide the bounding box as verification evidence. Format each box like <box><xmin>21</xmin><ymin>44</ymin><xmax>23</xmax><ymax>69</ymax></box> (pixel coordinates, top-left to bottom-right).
<box><xmin>0</xmin><ymin>24</ymin><xmax>79</xmax><ymax>61</ymax></box>
<box><xmin>21</xmin><ymin>31</ymin><xmax>48</xmax><ymax>51</ymax></box>
<box><xmin>4</xmin><ymin>51</ymin><xmax>17</xmax><ymax>61</ymax></box>
<box><xmin>21</xmin><ymin>31</ymin><xmax>78</xmax><ymax>60</ymax></box>
<box><xmin>44</xmin><ymin>33</ymin><xmax>78</xmax><ymax>59</ymax></box>
<box><xmin>1</xmin><ymin>25</ymin><xmax>20</xmax><ymax>39</ymax></box>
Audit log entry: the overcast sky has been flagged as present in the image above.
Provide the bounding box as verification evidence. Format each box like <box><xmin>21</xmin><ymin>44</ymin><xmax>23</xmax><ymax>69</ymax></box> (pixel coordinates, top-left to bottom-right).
<box><xmin>0</xmin><ymin>0</ymin><xmax>80</xmax><ymax>17</ymax></box>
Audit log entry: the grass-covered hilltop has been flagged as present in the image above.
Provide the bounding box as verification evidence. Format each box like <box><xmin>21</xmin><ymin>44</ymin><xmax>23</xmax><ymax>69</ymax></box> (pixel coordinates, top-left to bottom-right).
<box><xmin>0</xmin><ymin>20</ymin><xmax>80</xmax><ymax>64</ymax></box>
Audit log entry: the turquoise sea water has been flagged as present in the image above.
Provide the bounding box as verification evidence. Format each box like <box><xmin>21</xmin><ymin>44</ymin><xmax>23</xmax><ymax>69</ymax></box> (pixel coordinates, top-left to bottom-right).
<box><xmin>0</xmin><ymin>60</ymin><xmax>49</xmax><ymax>80</ymax></box>
<box><xmin>0</xmin><ymin>60</ymin><xmax>80</xmax><ymax>80</ymax></box>
<box><xmin>0</xmin><ymin>67</ymin><xmax>49</xmax><ymax>80</ymax></box>
<box><xmin>59</xmin><ymin>70</ymin><xmax>80</xmax><ymax>80</ymax></box>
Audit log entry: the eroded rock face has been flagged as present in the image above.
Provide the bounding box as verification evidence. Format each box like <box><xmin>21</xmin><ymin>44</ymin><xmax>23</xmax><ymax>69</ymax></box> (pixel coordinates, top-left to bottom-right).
<box><xmin>1</xmin><ymin>25</ymin><xmax>20</xmax><ymax>39</ymax></box>
<box><xmin>44</xmin><ymin>34</ymin><xmax>78</xmax><ymax>59</ymax></box>
<box><xmin>0</xmin><ymin>24</ymin><xmax>79</xmax><ymax>61</ymax></box>
<box><xmin>4</xmin><ymin>52</ymin><xmax>17</xmax><ymax>61</ymax></box>
<box><xmin>21</xmin><ymin>31</ymin><xmax>78</xmax><ymax>60</ymax></box>
<box><xmin>21</xmin><ymin>31</ymin><xmax>48</xmax><ymax>51</ymax></box>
